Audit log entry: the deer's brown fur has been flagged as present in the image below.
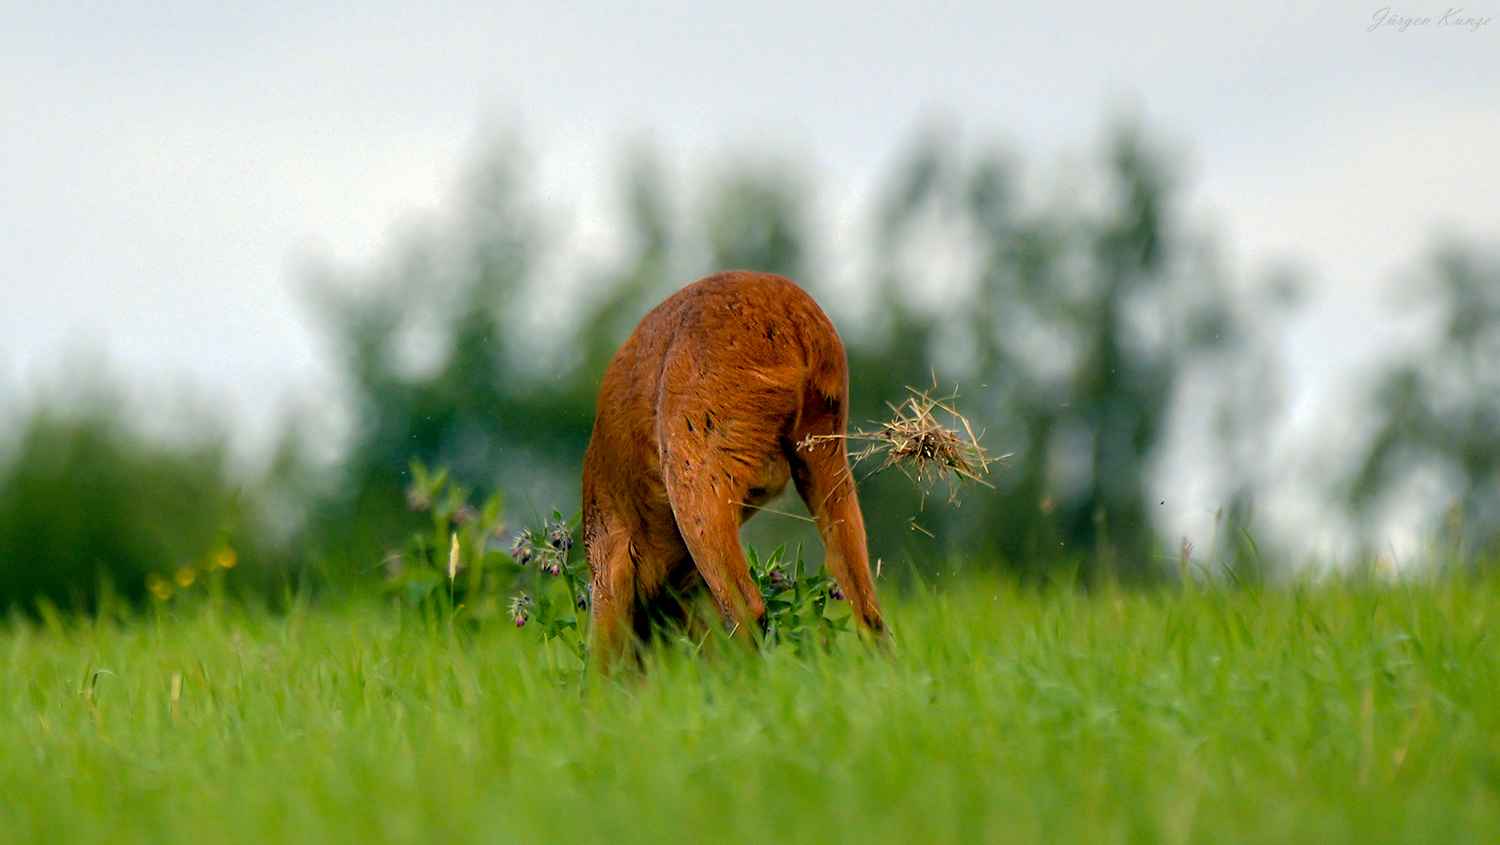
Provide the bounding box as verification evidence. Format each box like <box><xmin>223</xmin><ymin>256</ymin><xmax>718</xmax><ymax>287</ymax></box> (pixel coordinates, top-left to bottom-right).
<box><xmin>582</xmin><ymin>271</ymin><xmax>885</xmax><ymax>668</ymax></box>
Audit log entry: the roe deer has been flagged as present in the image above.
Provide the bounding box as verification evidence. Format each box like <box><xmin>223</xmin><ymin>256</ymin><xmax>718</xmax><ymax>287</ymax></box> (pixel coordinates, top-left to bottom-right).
<box><xmin>582</xmin><ymin>271</ymin><xmax>886</xmax><ymax>667</ymax></box>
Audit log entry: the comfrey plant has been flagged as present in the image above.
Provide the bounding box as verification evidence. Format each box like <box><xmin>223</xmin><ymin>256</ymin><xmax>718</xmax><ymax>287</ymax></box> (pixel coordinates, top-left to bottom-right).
<box><xmin>506</xmin><ymin>511</ymin><xmax>590</xmax><ymax>661</ymax></box>
<box><xmin>748</xmin><ymin>544</ymin><xmax>852</xmax><ymax>654</ymax></box>
<box><xmin>386</xmin><ymin>460</ymin><xmax>513</xmax><ymax>621</ymax></box>
<box><xmin>386</xmin><ymin>461</ymin><xmax>861</xmax><ymax>661</ymax></box>
<box><xmin>386</xmin><ymin>461</ymin><xmax>591</xmax><ymax>660</ymax></box>
<box><xmin>505</xmin><ymin>522</ymin><xmax>855</xmax><ymax>659</ymax></box>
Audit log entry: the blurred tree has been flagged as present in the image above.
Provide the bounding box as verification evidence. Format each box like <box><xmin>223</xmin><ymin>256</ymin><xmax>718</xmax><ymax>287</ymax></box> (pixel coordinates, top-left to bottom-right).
<box><xmin>1194</xmin><ymin>267</ymin><xmax>1300</xmax><ymax>583</ymax></box>
<box><xmin>0</xmin><ymin>389</ymin><xmax>256</xmax><ymax>614</ymax></box>
<box><xmin>845</xmin><ymin>122</ymin><xmax>1250</xmax><ymax>582</ymax></box>
<box><xmin>575</xmin><ymin>145</ymin><xmax>681</xmax><ymax>379</ymax></box>
<box><xmin>1346</xmin><ymin>241</ymin><xmax>1500</xmax><ymax>564</ymax></box>
<box><xmin>303</xmin><ymin>120</ymin><xmax>1268</xmax><ymax>585</ymax></box>
<box><xmin>703</xmin><ymin>161</ymin><xmax>808</xmax><ymax>280</ymax></box>
<box><xmin>306</xmin><ymin>136</ymin><xmax>555</xmax><ymax>576</ymax></box>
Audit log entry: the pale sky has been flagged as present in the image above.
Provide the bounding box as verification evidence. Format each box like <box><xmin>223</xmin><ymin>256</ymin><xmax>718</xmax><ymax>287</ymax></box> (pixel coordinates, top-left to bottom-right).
<box><xmin>3</xmin><ymin>1</ymin><xmax>1498</xmax><ymax>560</ymax></box>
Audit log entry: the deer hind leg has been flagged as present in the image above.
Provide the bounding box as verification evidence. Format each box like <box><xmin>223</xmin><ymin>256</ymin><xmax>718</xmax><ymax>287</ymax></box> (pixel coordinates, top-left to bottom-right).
<box><xmin>584</xmin><ymin>515</ymin><xmax>641</xmax><ymax>671</ymax></box>
<box><xmin>662</xmin><ymin>464</ymin><xmax>767</xmax><ymax>639</ymax></box>
<box><xmin>792</xmin><ymin>436</ymin><xmax>886</xmax><ymax>637</ymax></box>
<box><xmin>585</xmin><ymin>502</ymin><xmax>696</xmax><ymax>670</ymax></box>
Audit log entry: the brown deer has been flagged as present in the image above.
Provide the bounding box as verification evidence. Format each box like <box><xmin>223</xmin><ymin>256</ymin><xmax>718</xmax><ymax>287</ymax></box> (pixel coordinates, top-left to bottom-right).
<box><xmin>582</xmin><ymin>271</ymin><xmax>886</xmax><ymax>668</ymax></box>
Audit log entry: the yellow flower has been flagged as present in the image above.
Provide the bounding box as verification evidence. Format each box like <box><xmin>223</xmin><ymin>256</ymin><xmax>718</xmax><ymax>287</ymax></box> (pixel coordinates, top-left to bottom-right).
<box><xmin>174</xmin><ymin>566</ymin><xmax>196</xmax><ymax>588</ymax></box>
<box><xmin>214</xmin><ymin>546</ymin><xmax>238</xmax><ymax>569</ymax></box>
<box><xmin>146</xmin><ymin>573</ymin><xmax>173</xmax><ymax>601</ymax></box>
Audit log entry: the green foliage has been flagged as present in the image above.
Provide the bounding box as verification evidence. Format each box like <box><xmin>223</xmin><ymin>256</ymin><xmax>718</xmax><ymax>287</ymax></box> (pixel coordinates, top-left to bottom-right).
<box><xmin>0</xmin><ymin>393</ymin><xmax>259</xmax><ymax>615</ymax></box>
<box><xmin>380</xmin><ymin>459</ymin><xmax>588</xmax><ymax>659</ymax></box>
<box><xmin>748</xmin><ymin>544</ymin><xmax>850</xmax><ymax>653</ymax></box>
<box><xmin>382</xmin><ymin>460</ymin><xmax>515</xmax><ymax>615</ymax></box>
<box><xmin>504</xmin><ymin>511</ymin><xmax>588</xmax><ymax>660</ymax></box>
<box><xmin>5</xmin><ymin>577</ymin><xmax>1500</xmax><ymax>844</ymax></box>
<box><xmin>380</xmin><ymin>462</ymin><xmax>856</xmax><ymax>662</ymax></box>
<box><xmin>704</xmin><ymin>162</ymin><xmax>807</xmax><ymax>279</ymax></box>
<box><xmin>370</xmin><ymin>460</ymin><xmax>587</xmax><ymax>666</ymax></box>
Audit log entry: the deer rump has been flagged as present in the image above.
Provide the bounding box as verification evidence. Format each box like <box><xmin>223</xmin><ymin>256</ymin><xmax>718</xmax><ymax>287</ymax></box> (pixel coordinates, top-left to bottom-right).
<box><xmin>582</xmin><ymin>271</ymin><xmax>884</xmax><ymax>665</ymax></box>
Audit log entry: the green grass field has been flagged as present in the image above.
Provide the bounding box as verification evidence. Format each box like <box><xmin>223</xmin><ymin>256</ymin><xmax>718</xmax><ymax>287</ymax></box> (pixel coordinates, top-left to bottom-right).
<box><xmin>4</xmin><ymin>577</ymin><xmax>1499</xmax><ymax>845</ymax></box>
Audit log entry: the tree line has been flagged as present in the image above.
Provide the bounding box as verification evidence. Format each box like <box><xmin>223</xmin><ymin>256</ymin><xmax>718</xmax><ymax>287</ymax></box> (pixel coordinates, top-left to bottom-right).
<box><xmin>3</xmin><ymin>118</ymin><xmax>1497</xmax><ymax>613</ymax></box>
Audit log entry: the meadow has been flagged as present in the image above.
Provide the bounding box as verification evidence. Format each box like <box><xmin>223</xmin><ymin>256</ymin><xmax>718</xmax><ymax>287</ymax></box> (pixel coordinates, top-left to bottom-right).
<box><xmin>3</xmin><ymin>575</ymin><xmax>1499</xmax><ymax>845</ymax></box>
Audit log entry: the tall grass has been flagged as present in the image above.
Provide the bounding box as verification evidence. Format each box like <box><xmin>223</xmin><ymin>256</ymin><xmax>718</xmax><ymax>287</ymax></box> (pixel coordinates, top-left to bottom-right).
<box><xmin>3</xmin><ymin>577</ymin><xmax>1499</xmax><ymax>844</ymax></box>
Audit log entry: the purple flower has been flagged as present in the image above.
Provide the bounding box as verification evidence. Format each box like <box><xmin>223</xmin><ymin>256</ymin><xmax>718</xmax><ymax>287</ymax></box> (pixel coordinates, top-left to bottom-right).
<box><xmin>507</xmin><ymin>593</ymin><xmax>535</xmax><ymax>626</ymax></box>
<box><xmin>510</xmin><ymin>534</ymin><xmax>535</xmax><ymax>566</ymax></box>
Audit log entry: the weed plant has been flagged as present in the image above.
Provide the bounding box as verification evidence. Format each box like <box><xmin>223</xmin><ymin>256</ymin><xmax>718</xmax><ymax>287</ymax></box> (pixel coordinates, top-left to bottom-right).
<box><xmin>364</xmin><ymin>462</ymin><xmax>860</xmax><ymax>668</ymax></box>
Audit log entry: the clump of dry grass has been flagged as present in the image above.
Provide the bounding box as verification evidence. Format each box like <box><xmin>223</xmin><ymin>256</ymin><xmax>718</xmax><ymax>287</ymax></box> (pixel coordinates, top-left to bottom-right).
<box><xmin>800</xmin><ymin>386</ymin><xmax>1004</xmax><ymax>501</ymax></box>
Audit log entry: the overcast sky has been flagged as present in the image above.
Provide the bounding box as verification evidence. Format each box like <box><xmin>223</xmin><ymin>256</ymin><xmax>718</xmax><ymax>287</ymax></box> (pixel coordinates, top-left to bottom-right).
<box><xmin>3</xmin><ymin>1</ymin><xmax>1498</xmax><ymax>557</ymax></box>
